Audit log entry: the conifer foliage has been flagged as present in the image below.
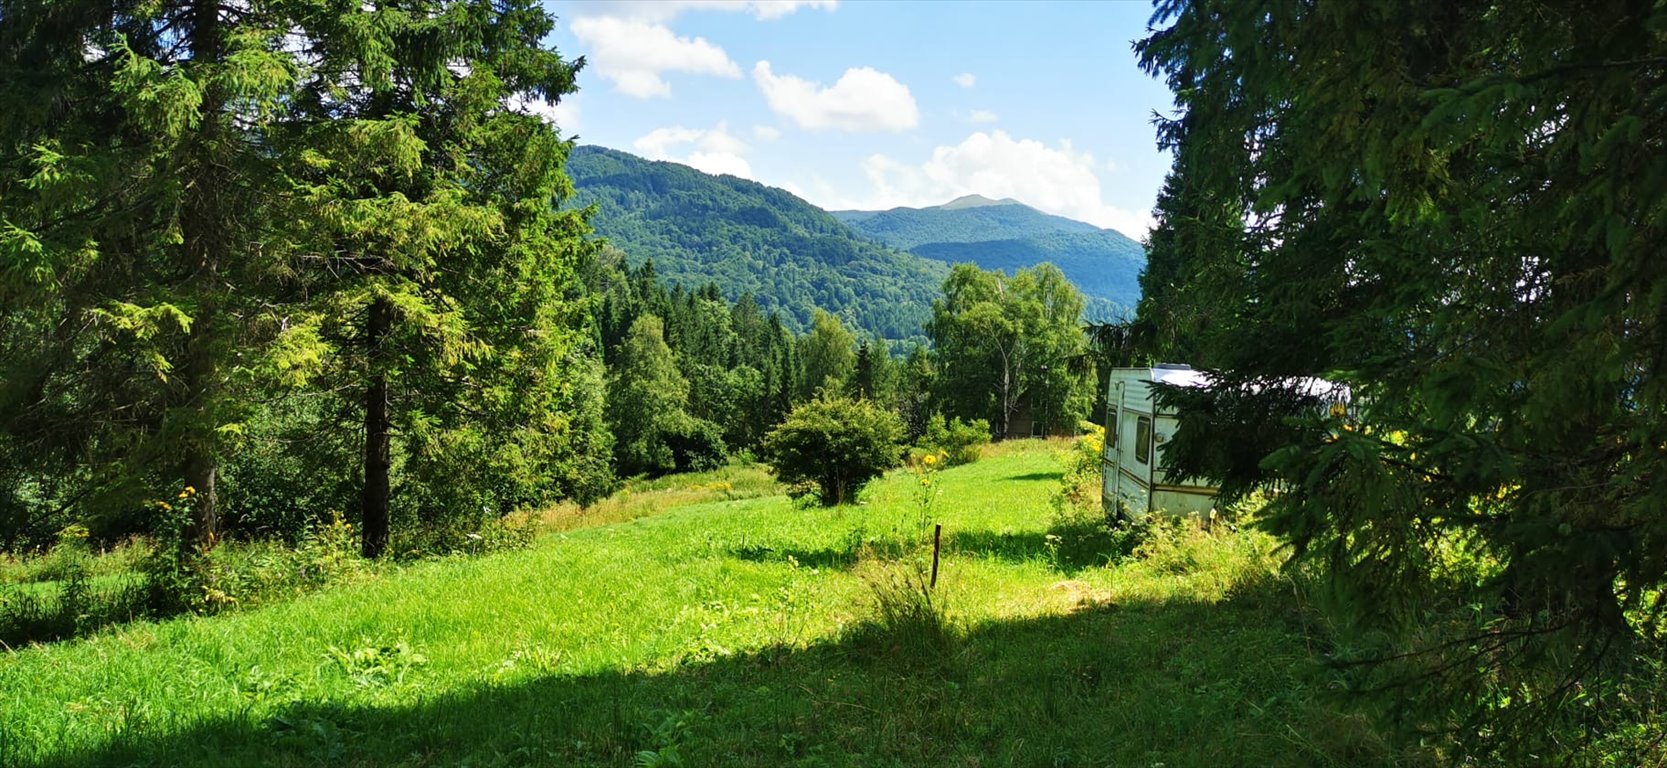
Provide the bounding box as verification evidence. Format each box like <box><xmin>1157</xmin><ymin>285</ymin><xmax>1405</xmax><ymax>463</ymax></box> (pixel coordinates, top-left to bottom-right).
<box><xmin>0</xmin><ymin>0</ymin><xmax>604</xmax><ymax>555</ymax></box>
<box><xmin>1138</xmin><ymin>0</ymin><xmax>1667</xmax><ymax>754</ymax></box>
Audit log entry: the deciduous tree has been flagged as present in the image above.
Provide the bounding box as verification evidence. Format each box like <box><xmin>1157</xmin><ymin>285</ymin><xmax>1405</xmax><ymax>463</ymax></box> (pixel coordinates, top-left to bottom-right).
<box><xmin>928</xmin><ymin>264</ymin><xmax>1090</xmax><ymax>438</ymax></box>
<box><xmin>797</xmin><ymin>309</ymin><xmax>856</xmax><ymax>399</ymax></box>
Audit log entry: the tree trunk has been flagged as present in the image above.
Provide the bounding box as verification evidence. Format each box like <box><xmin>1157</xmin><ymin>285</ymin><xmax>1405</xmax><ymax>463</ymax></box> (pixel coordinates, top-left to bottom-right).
<box><xmin>179</xmin><ymin>0</ymin><xmax>224</xmax><ymax>548</ymax></box>
<box><xmin>996</xmin><ymin>344</ymin><xmax>1019</xmax><ymax>439</ymax></box>
<box><xmin>362</xmin><ymin>296</ymin><xmax>392</xmax><ymax>559</ymax></box>
<box><xmin>182</xmin><ymin>401</ymin><xmax>219</xmax><ymax>545</ymax></box>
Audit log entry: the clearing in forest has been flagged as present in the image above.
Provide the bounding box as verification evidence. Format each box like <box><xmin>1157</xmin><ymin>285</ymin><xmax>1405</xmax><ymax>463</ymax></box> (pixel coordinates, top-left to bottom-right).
<box><xmin>0</xmin><ymin>440</ymin><xmax>1400</xmax><ymax>767</ymax></box>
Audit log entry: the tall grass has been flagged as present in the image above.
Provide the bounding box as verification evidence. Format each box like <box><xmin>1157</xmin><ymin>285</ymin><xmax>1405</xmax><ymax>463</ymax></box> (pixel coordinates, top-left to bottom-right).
<box><xmin>538</xmin><ymin>460</ymin><xmax>780</xmax><ymax>532</ymax></box>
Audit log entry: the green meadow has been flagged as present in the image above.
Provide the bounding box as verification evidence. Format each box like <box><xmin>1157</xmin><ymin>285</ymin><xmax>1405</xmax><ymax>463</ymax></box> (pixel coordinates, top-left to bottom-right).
<box><xmin>0</xmin><ymin>441</ymin><xmax>1410</xmax><ymax>767</ymax></box>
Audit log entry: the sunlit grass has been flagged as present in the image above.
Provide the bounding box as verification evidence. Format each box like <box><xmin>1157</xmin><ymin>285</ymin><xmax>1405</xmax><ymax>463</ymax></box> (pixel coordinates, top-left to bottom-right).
<box><xmin>537</xmin><ymin>461</ymin><xmax>781</xmax><ymax>532</ymax></box>
<box><xmin>0</xmin><ymin>440</ymin><xmax>1416</xmax><ymax>767</ymax></box>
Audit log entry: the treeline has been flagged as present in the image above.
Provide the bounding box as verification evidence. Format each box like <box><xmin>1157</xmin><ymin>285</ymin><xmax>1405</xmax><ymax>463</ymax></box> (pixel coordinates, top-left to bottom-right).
<box><xmin>587</xmin><ymin>250</ymin><xmax>1096</xmax><ymax>481</ymax></box>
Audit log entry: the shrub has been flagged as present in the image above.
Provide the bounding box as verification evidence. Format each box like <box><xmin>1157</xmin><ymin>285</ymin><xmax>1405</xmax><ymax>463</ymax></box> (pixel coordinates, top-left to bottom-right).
<box><xmin>916</xmin><ymin>414</ymin><xmax>990</xmax><ymax>466</ymax></box>
<box><xmin>665</xmin><ymin>418</ymin><xmax>727</xmax><ymax>474</ymax></box>
<box><xmin>1053</xmin><ymin>422</ymin><xmax>1104</xmax><ymax>513</ymax></box>
<box><xmin>762</xmin><ymin>396</ymin><xmax>905</xmax><ymax>506</ymax></box>
<box><xmin>467</xmin><ymin>510</ymin><xmax>540</xmax><ymax>556</ymax></box>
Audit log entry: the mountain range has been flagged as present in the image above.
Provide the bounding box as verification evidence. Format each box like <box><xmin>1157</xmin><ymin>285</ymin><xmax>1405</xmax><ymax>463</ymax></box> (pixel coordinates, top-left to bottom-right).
<box><xmin>566</xmin><ymin>146</ymin><xmax>1145</xmax><ymax>338</ymax></box>
<box><xmin>567</xmin><ymin>145</ymin><xmax>945</xmax><ymax>338</ymax></box>
<box><xmin>832</xmin><ymin>195</ymin><xmax>1145</xmax><ymax>321</ymax></box>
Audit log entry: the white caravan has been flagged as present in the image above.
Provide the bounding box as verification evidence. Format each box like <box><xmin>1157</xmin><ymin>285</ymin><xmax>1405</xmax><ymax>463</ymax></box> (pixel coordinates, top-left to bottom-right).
<box><xmin>1100</xmin><ymin>365</ymin><xmax>1217</xmax><ymax>520</ymax></box>
<box><xmin>1100</xmin><ymin>364</ymin><xmax>1349</xmax><ymax>520</ymax></box>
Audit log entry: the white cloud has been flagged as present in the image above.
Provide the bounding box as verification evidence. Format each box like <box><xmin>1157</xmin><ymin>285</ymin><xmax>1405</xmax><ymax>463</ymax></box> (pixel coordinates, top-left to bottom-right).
<box><xmin>742</xmin><ymin>0</ymin><xmax>839</xmax><ymax>19</ymax></box>
<box><xmin>752</xmin><ymin>61</ymin><xmax>919</xmax><ymax>133</ymax></box>
<box><xmin>753</xmin><ymin>124</ymin><xmax>782</xmax><ymax>140</ymax></box>
<box><xmin>509</xmin><ymin>93</ymin><xmax>580</xmax><ymax>133</ymax></box>
<box><xmin>953</xmin><ymin>72</ymin><xmax>976</xmax><ymax>88</ymax></box>
<box><xmin>570</xmin><ymin>16</ymin><xmax>740</xmax><ymax>98</ymax></box>
<box><xmin>633</xmin><ymin>122</ymin><xmax>754</xmax><ymax>179</ymax></box>
<box><xmin>968</xmin><ymin>109</ymin><xmax>998</xmax><ymax>124</ymax></box>
<box><xmin>854</xmin><ymin>130</ymin><xmax>1154</xmax><ymax>237</ymax></box>
<box><xmin>564</xmin><ymin>1</ymin><xmax>836</xmax><ymax>23</ymax></box>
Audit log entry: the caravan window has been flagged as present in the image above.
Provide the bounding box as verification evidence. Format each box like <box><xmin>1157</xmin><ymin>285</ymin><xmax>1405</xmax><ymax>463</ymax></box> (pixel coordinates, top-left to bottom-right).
<box><xmin>1135</xmin><ymin>416</ymin><xmax>1152</xmax><ymax>465</ymax></box>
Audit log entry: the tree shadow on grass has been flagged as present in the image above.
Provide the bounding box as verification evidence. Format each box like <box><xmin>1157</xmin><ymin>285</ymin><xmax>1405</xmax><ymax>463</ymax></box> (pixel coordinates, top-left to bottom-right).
<box><xmin>13</xmin><ymin>575</ymin><xmax>1398</xmax><ymax>768</ymax></box>
<box><xmin>947</xmin><ymin>524</ymin><xmax>1136</xmax><ymax>575</ymax></box>
<box><xmin>729</xmin><ymin>543</ymin><xmax>862</xmax><ymax>570</ymax></box>
<box><xmin>726</xmin><ymin>522</ymin><xmax>1138</xmax><ymax>578</ymax></box>
<box><xmin>1007</xmin><ymin>471</ymin><xmax>1065</xmax><ymax>482</ymax></box>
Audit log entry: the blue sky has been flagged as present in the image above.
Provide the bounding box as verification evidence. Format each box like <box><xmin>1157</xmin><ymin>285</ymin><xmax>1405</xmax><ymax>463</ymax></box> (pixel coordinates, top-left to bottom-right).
<box><xmin>541</xmin><ymin>1</ymin><xmax>1175</xmax><ymax>239</ymax></box>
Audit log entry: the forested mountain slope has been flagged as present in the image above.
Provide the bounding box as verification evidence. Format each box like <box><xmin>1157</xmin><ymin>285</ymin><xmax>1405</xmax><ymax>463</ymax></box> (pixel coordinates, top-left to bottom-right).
<box><xmin>834</xmin><ymin>195</ymin><xmax>1146</xmax><ymax>320</ymax></box>
<box><xmin>567</xmin><ymin>146</ymin><xmax>948</xmax><ymax>338</ymax></box>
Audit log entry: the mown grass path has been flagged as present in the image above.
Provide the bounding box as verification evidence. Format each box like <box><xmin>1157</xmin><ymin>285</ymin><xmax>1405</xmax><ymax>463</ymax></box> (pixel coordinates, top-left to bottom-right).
<box><xmin>0</xmin><ymin>441</ymin><xmax>1401</xmax><ymax>767</ymax></box>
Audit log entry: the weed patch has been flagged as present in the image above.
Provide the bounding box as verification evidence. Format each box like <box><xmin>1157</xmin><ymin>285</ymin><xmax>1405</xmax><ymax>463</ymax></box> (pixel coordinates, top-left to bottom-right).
<box><xmin>845</xmin><ymin>551</ymin><xmax>958</xmax><ymax>671</ymax></box>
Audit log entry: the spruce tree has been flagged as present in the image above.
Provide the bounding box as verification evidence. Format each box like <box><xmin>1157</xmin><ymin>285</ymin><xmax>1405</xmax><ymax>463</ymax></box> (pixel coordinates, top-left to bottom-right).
<box><xmin>0</xmin><ymin>0</ymin><xmax>306</xmax><ymax>543</ymax></box>
<box><xmin>273</xmin><ymin>0</ymin><xmax>600</xmax><ymax>555</ymax></box>
<box><xmin>0</xmin><ymin>0</ymin><xmax>606</xmax><ymax>553</ymax></box>
<box><xmin>1139</xmin><ymin>0</ymin><xmax>1667</xmax><ymax>752</ymax></box>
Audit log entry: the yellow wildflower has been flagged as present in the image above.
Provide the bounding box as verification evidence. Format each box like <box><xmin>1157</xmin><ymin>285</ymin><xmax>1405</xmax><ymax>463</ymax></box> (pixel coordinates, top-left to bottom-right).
<box><xmin>922</xmin><ymin>453</ymin><xmax>938</xmax><ymax>466</ymax></box>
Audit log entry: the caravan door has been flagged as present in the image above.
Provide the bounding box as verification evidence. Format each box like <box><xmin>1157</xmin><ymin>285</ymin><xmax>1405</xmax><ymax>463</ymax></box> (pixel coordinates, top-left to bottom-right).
<box><xmin>1116</xmin><ymin>396</ymin><xmax>1153</xmax><ymax>519</ymax></box>
<box><xmin>1101</xmin><ymin>381</ymin><xmax>1123</xmax><ymax>517</ymax></box>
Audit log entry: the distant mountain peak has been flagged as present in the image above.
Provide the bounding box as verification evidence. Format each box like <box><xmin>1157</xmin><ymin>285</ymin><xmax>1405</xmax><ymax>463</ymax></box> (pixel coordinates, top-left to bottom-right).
<box><xmin>935</xmin><ymin>194</ymin><xmax>1022</xmax><ymax>210</ymax></box>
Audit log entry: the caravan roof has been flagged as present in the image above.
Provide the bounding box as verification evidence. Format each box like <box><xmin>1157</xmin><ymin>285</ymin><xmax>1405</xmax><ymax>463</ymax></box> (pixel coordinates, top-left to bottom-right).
<box><xmin>1118</xmin><ymin>366</ymin><xmax>1211</xmax><ymax>389</ymax></box>
<box><xmin>1116</xmin><ymin>366</ymin><xmax>1349</xmax><ymax>401</ymax></box>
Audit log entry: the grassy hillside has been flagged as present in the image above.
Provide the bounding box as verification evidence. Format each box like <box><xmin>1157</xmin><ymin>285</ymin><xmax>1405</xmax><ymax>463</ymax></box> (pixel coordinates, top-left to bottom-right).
<box><xmin>0</xmin><ymin>442</ymin><xmax>1409</xmax><ymax>767</ymax></box>
<box><xmin>837</xmin><ymin>197</ymin><xmax>1147</xmax><ymax>321</ymax></box>
<box><xmin>568</xmin><ymin>146</ymin><xmax>949</xmax><ymax>338</ymax></box>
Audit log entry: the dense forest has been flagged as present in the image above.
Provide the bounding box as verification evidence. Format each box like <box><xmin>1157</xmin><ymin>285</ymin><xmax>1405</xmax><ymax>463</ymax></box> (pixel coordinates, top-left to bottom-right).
<box><xmin>832</xmin><ymin>194</ymin><xmax>1103</xmax><ymax>248</ymax></box>
<box><xmin>586</xmin><ymin>251</ymin><xmax>1095</xmax><ymax>481</ymax></box>
<box><xmin>570</xmin><ymin>148</ymin><xmax>1149</xmax><ymax>333</ymax></box>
